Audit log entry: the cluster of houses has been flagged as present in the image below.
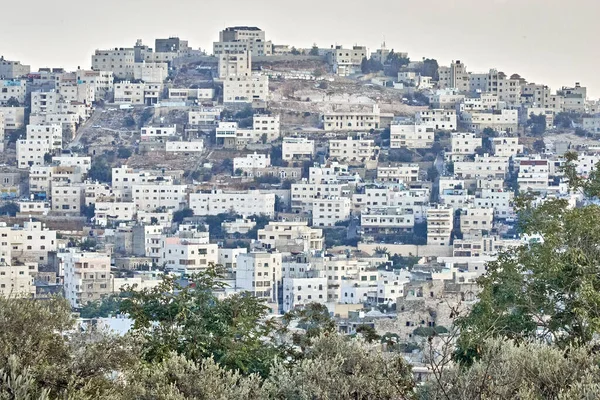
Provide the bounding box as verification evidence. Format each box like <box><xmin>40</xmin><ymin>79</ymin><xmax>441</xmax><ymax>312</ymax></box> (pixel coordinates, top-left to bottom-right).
<box><xmin>1</xmin><ymin>26</ymin><xmax>600</xmax><ymax>360</ymax></box>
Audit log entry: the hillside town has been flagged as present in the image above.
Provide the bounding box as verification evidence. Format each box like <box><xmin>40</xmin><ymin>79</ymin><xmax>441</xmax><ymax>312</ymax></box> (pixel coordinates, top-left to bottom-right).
<box><xmin>1</xmin><ymin>25</ymin><xmax>600</xmax><ymax>382</ymax></box>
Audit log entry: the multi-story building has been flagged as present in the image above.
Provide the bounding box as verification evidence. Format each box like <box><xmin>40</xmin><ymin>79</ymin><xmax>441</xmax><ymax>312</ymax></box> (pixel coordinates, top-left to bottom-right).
<box><xmin>390</xmin><ymin>122</ymin><xmax>434</xmax><ymax>149</ymax></box>
<box><xmin>438</xmin><ymin>60</ymin><xmax>469</xmax><ymax>92</ymax></box>
<box><xmin>189</xmin><ymin>190</ymin><xmax>275</xmax><ymax>217</ymax></box>
<box><xmin>283</xmin><ymin>274</ymin><xmax>328</xmax><ymax>312</ymax></box>
<box><xmin>76</xmin><ymin>70</ymin><xmax>114</xmax><ymax>100</ymax></box>
<box><xmin>360</xmin><ymin>208</ymin><xmax>415</xmax><ymax>235</ymax></box>
<box><xmin>517</xmin><ymin>159</ymin><xmax>551</xmax><ymax>193</ymax></box>
<box><xmin>474</xmin><ymin>189</ymin><xmax>515</xmax><ymax>219</ymax></box>
<box><xmin>583</xmin><ymin>116</ymin><xmax>600</xmax><ymax>133</ymax></box>
<box><xmin>236</xmin><ymin>251</ymin><xmax>282</xmax><ymax>306</ymax></box>
<box><xmin>0</xmin><ymin>80</ymin><xmax>26</xmax><ymax>105</ymax></box>
<box><xmin>233</xmin><ymin>153</ymin><xmax>271</xmax><ymax>173</ymax></box>
<box><xmin>188</xmin><ymin>108</ymin><xmax>222</xmax><ymax>126</ymax></box>
<box><xmin>132</xmin><ymin>183</ymin><xmax>187</xmax><ymax>211</ymax></box>
<box><xmin>94</xmin><ymin>201</ymin><xmax>137</xmax><ymax>226</ymax></box>
<box><xmin>133</xmin><ymin>62</ymin><xmax>168</xmax><ymax>83</ymax></box>
<box><xmin>160</xmin><ymin>236</ymin><xmax>218</xmax><ymax>274</ymax></box>
<box><xmin>140</xmin><ymin>125</ymin><xmax>177</xmax><ymax>142</ymax></box>
<box><xmin>223</xmin><ymin>75</ymin><xmax>269</xmax><ymax>103</ymax></box>
<box><xmin>214</xmin><ymin>26</ymin><xmax>273</xmax><ymax>57</ymax></box>
<box><xmin>0</xmin><ymin>106</ymin><xmax>25</xmax><ymax>130</ymax></box>
<box><xmin>253</xmin><ymin>114</ymin><xmax>280</xmax><ymax>140</ymax></box>
<box><xmin>376</xmin><ymin>164</ymin><xmax>420</xmax><ymax>183</ymax></box>
<box><xmin>155</xmin><ymin>37</ymin><xmax>190</xmax><ymax>53</ymax></box>
<box><xmin>16</xmin><ymin>139</ymin><xmax>51</xmax><ymax>169</ymax></box>
<box><xmin>291</xmin><ymin>182</ymin><xmax>347</xmax><ymax>213</ymax></box>
<box><xmin>218</xmin><ymin>50</ymin><xmax>251</xmax><ymax>79</ymax></box>
<box><xmin>311</xmin><ymin>197</ymin><xmax>352</xmax><ymax>227</ymax></box>
<box><xmin>459</xmin><ymin>93</ymin><xmax>503</xmax><ymax>113</ymax></box>
<box><xmin>51</xmin><ymin>184</ymin><xmax>84</xmax><ymax>214</ymax></box>
<box><xmin>460</xmin><ymin>207</ymin><xmax>494</xmax><ymax>235</ymax></box>
<box><xmin>416</xmin><ymin>109</ymin><xmax>457</xmax><ymax>131</ymax></box>
<box><xmin>427</xmin><ymin>205</ymin><xmax>454</xmax><ymax>246</ymax></box>
<box><xmin>0</xmin><ymin>264</ymin><xmax>34</xmax><ymax>298</ymax></box>
<box><xmin>91</xmin><ymin>48</ymin><xmax>136</xmax><ymax>80</ymax></box>
<box><xmin>258</xmin><ymin>221</ymin><xmax>324</xmax><ymax>252</ymax></box>
<box><xmin>462</xmin><ymin>109</ymin><xmax>519</xmax><ymax>133</ymax></box>
<box><xmin>427</xmin><ymin>89</ymin><xmax>466</xmax><ymax>109</ymax></box>
<box><xmin>61</xmin><ymin>250</ymin><xmax>112</xmax><ymax>308</ymax></box>
<box><xmin>491</xmin><ymin>136</ymin><xmax>523</xmax><ymax>158</ymax></box>
<box><xmin>0</xmin><ymin>57</ymin><xmax>30</xmax><ymax>79</ymax></box>
<box><xmin>323</xmin><ymin>104</ymin><xmax>380</xmax><ymax>131</ymax></box>
<box><xmin>113</xmin><ymin>81</ymin><xmax>144</xmax><ymax>104</ymax></box>
<box><xmin>332</xmin><ymin>45</ymin><xmax>367</xmax><ymax>76</ymax></box>
<box><xmin>454</xmin><ymin>154</ymin><xmax>510</xmax><ymax>181</ymax></box>
<box><xmin>557</xmin><ymin>83</ymin><xmax>586</xmax><ymax>113</ymax></box>
<box><xmin>447</xmin><ymin>132</ymin><xmax>482</xmax><ymax>162</ymax></box>
<box><xmin>26</xmin><ymin>124</ymin><xmax>62</xmax><ymax>150</ymax></box>
<box><xmin>328</xmin><ymin>136</ymin><xmax>380</xmax><ymax>162</ymax></box>
<box><xmin>282</xmin><ymin>137</ymin><xmax>315</xmax><ymax>162</ymax></box>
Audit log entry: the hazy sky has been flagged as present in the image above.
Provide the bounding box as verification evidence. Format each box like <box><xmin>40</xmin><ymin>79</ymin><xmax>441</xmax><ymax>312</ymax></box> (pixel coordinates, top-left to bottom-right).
<box><xmin>2</xmin><ymin>0</ymin><xmax>599</xmax><ymax>97</ymax></box>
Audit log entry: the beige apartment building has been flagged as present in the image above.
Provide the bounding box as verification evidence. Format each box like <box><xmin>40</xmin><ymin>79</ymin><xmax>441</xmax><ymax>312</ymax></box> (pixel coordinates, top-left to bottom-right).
<box><xmin>427</xmin><ymin>205</ymin><xmax>454</xmax><ymax>246</ymax></box>
<box><xmin>323</xmin><ymin>104</ymin><xmax>380</xmax><ymax>131</ymax></box>
<box><xmin>218</xmin><ymin>51</ymin><xmax>251</xmax><ymax>79</ymax></box>
<box><xmin>92</xmin><ymin>48</ymin><xmax>136</xmax><ymax>80</ymax></box>
<box><xmin>223</xmin><ymin>75</ymin><xmax>269</xmax><ymax>103</ymax></box>
<box><xmin>438</xmin><ymin>60</ymin><xmax>469</xmax><ymax>92</ymax></box>
<box><xmin>332</xmin><ymin>45</ymin><xmax>367</xmax><ymax>76</ymax></box>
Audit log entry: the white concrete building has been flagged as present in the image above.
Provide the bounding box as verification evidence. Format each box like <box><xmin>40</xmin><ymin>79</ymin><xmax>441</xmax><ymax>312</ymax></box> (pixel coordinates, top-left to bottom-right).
<box><xmin>253</xmin><ymin>114</ymin><xmax>280</xmax><ymax>140</ymax></box>
<box><xmin>460</xmin><ymin>207</ymin><xmax>494</xmax><ymax>235</ymax></box>
<box><xmin>376</xmin><ymin>164</ymin><xmax>420</xmax><ymax>183</ymax></box>
<box><xmin>454</xmin><ymin>154</ymin><xmax>510</xmax><ymax>181</ymax></box>
<box><xmin>283</xmin><ymin>276</ymin><xmax>328</xmax><ymax>312</ymax></box>
<box><xmin>459</xmin><ymin>94</ymin><xmax>503</xmax><ymax>112</ymax></box>
<box><xmin>233</xmin><ymin>153</ymin><xmax>271</xmax><ymax>172</ymax></box>
<box><xmin>61</xmin><ymin>250</ymin><xmax>112</xmax><ymax>308</ymax></box>
<box><xmin>51</xmin><ymin>184</ymin><xmax>84</xmax><ymax>214</ymax></box>
<box><xmin>291</xmin><ymin>182</ymin><xmax>347</xmax><ymax>213</ymax></box>
<box><xmin>332</xmin><ymin>46</ymin><xmax>367</xmax><ymax>76</ymax></box>
<box><xmin>114</xmin><ymin>82</ymin><xmax>144</xmax><ymax>104</ymax></box>
<box><xmin>189</xmin><ymin>190</ymin><xmax>275</xmax><ymax>217</ymax></box>
<box><xmin>390</xmin><ymin>122</ymin><xmax>435</xmax><ymax>149</ymax></box>
<box><xmin>474</xmin><ymin>189</ymin><xmax>515</xmax><ymax>219</ymax></box>
<box><xmin>258</xmin><ymin>221</ymin><xmax>324</xmax><ymax>252</ymax></box>
<box><xmin>0</xmin><ymin>106</ymin><xmax>25</xmax><ymax>130</ymax></box>
<box><xmin>323</xmin><ymin>104</ymin><xmax>380</xmax><ymax>131</ymax></box>
<box><xmin>236</xmin><ymin>252</ymin><xmax>282</xmax><ymax>305</ymax></box>
<box><xmin>282</xmin><ymin>137</ymin><xmax>315</xmax><ymax>162</ymax></box>
<box><xmin>160</xmin><ymin>236</ymin><xmax>218</xmax><ymax>274</ymax></box>
<box><xmin>133</xmin><ymin>62</ymin><xmax>168</xmax><ymax>83</ymax></box>
<box><xmin>223</xmin><ymin>75</ymin><xmax>269</xmax><ymax>103</ymax></box>
<box><xmin>218</xmin><ymin>51</ymin><xmax>251</xmax><ymax>79</ymax></box>
<box><xmin>0</xmin><ymin>80</ymin><xmax>26</xmax><ymax>105</ymax></box>
<box><xmin>448</xmin><ymin>132</ymin><xmax>482</xmax><ymax>162</ymax></box>
<box><xmin>517</xmin><ymin>159</ymin><xmax>551</xmax><ymax>193</ymax></box>
<box><xmin>491</xmin><ymin>136</ymin><xmax>523</xmax><ymax>158</ymax></box>
<box><xmin>462</xmin><ymin>109</ymin><xmax>519</xmax><ymax>133</ymax></box>
<box><xmin>214</xmin><ymin>26</ymin><xmax>272</xmax><ymax>57</ymax></box>
<box><xmin>16</xmin><ymin>139</ymin><xmax>51</xmax><ymax>169</ymax></box>
<box><xmin>27</xmin><ymin>124</ymin><xmax>62</xmax><ymax>149</ymax></box>
<box><xmin>94</xmin><ymin>201</ymin><xmax>137</xmax><ymax>226</ymax></box>
<box><xmin>132</xmin><ymin>184</ymin><xmax>187</xmax><ymax>211</ymax></box>
<box><xmin>188</xmin><ymin>108</ymin><xmax>222</xmax><ymax>126</ymax></box>
<box><xmin>360</xmin><ymin>208</ymin><xmax>415</xmax><ymax>234</ymax></box>
<box><xmin>311</xmin><ymin>197</ymin><xmax>352</xmax><ymax>227</ymax></box>
<box><xmin>140</xmin><ymin>125</ymin><xmax>177</xmax><ymax>141</ymax></box>
<box><xmin>53</xmin><ymin>154</ymin><xmax>91</xmax><ymax>174</ymax></box>
<box><xmin>222</xmin><ymin>218</ymin><xmax>256</xmax><ymax>234</ymax></box>
<box><xmin>416</xmin><ymin>109</ymin><xmax>457</xmax><ymax>131</ymax></box>
<box><xmin>427</xmin><ymin>206</ymin><xmax>454</xmax><ymax>246</ymax></box>
<box><xmin>92</xmin><ymin>48</ymin><xmax>136</xmax><ymax>80</ymax></box>
<box><xmin>329</xmin><ymin>136</ymin><xmax>380</xmax><ymax>162</ymax></box>
<box><xmin>0</xmin><ymin>57</ymin><xmax>30</xmax><ymax>79</ymax></box>
<box><xmin>583</xmin><ymin>116</ymin><xmax>600</xmax><ymax>133</ymax></box>
<box><xmin>0</xmin><ymin>264</ymin><xmax>34</xmax><ymax>298</ymax></box>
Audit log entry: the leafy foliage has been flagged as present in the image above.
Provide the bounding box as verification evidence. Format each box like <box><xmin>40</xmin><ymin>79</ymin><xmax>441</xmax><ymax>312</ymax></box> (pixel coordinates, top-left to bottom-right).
<box><xmin>172</xmin><ymin>208</ymin><xmax>193</xmax><ymax>223</ymax></box>
<box><xmin>119</xmin><ymin>267</ymin><xmax>280</xmax><ymax>377</ymax></box>
<box><xmin>0</xmin><ymin>203</ymin><xmax>19</xmax><ymax>217</ymax></box>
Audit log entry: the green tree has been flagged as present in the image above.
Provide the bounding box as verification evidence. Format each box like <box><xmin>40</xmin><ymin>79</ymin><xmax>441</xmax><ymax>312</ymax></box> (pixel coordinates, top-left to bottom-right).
<box><xmin>119</xmin><ymin>267</ymin><xmax>279</xmax><ymax>377</ymax></box>
<box><xmin>309</xmin><ymin>44</ymin><xmax>319</xmax><ymax>56</ymax></box>
<box><xmin>457</xmin><ymin>154</ymin><xmax>600</xmax><ymax>363</ymax></box>
<box><xmin>421</xmin><ymin>58</ymin><xmax>440</xmax><ymax>80</ymax></box>
<box><xmin>427</xmin><ymin>165</ymin><xmax>439</xmax><ymax>181</ymax></box>
<box><xmin>79</xmin><ymin>294</ymin><xmax>122</xmax><ymax>318</ymax></box>
<box><xmin>384</xmin><ymin>50</ymin><xmax>410</xmax><ymax>77</ymax></box>
<box><xmin>172</xmin><ymin>208</ymin><xmax>194</xmax><ymax>223</ymax></box>
<box><xmin>87</xmin><ymin>158</ymin><xmax>112</xmax><ymax>183</ymax></box>
<box><xmin>81</xmin><ymin>203</ymin><xmax>95</xmax><ymax>221</ymax></box>
<box><xmin>527</xmin><ymin>113</ymin><xmax>546</xmax><ymax>135</ymax></box>
<box><xmin>361</xmin><ymin>57</ymin><xmax>370</xmax><ymax>74</ymax></box>
<box><xmin>124</xmin><ymin>115</ymin><xmax>136</xmax><ymax>128</ymax></box>
<box><xmin>117</xmin><ymin>147</ymin><xmax>132</xmax><ymax>159</ymax></box>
